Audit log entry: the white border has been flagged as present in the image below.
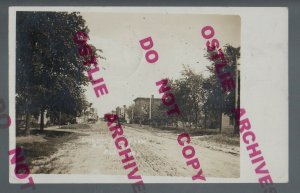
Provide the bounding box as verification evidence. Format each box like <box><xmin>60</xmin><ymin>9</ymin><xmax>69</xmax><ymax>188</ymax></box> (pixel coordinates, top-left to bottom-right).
<box><xmin>9</xmin><ymin>6</ymin><xmax>288</xmax><ymax>184</ymax></box>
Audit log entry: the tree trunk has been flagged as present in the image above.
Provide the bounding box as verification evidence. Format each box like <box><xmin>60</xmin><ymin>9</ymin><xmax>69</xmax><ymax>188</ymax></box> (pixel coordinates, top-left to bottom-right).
<box><xmin>234</xmin><ymin>70</ymin><xmax>241</xmax><ymax>134</ymax></box>
<box><xmin>59</xmin><ymin>111</ymin><xmax>61</xmax><ymax>128</ymax></box>
<box><xmin>234</xmin><ymin>119</ymin><xmax>239</xmax><ymax>134</ymax></box>
<box><xmin>204</xmin><ymin>108</ymin><xmax>207</xmax><ymax>131</ymax></box>
<box><xmin>24</xmin><ymin>86</ymin><xmax>30</xmax><ymax>135</ymax></box>
<box><xmin>195</xmin><ymin>109</ymin><xmax>198</xmax><ymax>130</ymax></box>
<box><xmin>219</xmin><ymin>112</ymin><xmax>222</xmax><ymax>133</ymax></box>
<box><xmin>40</xmin><ymin>109</ymin><xmax>45</xmax><ymax>132</ymax></box>
<box><xmin>24</xmin><ymin>109</ymin><xmax>30</xmax><ymax>135</ymax></box>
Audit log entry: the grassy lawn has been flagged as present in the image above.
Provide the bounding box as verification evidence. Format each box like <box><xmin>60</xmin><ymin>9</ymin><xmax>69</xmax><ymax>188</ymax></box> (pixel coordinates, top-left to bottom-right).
<box><xmin>128</xmin><ymin>123</ymin><xmax>239</xmax><ymax>148</ymax></box>
<box><xmin>198</xmin><ymin>133</ymin><xmax>239</xmax><ymax>146</ymax></box>
<box><xmin>59</xmin><ymin>123</ymin><xmax>91</xmax><ymax>130</ymax></box>
<box><xmin>16</xmin><ymin>128</ymin><xmax>85</xmax><ymax>173</ymax></box>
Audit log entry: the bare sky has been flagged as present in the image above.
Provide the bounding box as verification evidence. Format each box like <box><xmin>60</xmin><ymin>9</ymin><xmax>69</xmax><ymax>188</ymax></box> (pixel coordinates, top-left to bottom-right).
<box><xmin>80</xmin><ymin>12</ymin><xmax>240</xmax><ymax>116</ymax></box>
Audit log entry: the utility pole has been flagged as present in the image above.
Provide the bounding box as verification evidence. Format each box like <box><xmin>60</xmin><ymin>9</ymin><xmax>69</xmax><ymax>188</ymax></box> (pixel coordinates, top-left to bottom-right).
<box><xmin>149</xmin><ymin>96</ymin><xmax>152</xmax><ymax>120</ymax></box>
<box><xmin>123</xmin><ymin>105</ymin><xmax>126</xmax><ymax>121</ymax></box>
<box><xmin>131</xmin><ymin>107</ymin><xmax>134</xmax><ymax>123</ymax></box>
<box><xmin>149</xmin><ymin>95</ymin><xmax>154</xmax><ymax>125</ymax></box>
<box><xmin>234</xmin><ymin>52</ymin><xmax>240</xmax><ymax>134</ymax></box>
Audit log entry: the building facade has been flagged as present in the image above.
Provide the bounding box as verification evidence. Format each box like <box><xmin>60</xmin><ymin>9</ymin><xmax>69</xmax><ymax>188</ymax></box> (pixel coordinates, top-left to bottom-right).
<box><xmin>132</xmin><ymin>96</ymin><xmax>161</xmax><ymax>124</ymax></box>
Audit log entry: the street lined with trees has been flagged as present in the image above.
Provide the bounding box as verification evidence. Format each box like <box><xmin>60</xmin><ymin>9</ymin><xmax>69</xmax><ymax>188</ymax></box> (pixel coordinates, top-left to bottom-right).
<box><xmin>16</xmin><ymin>12</ymin><xmax>101</xmax><ymax>134</ymax></box>
<box><xmin>127</xmin><ymin>45</ymin><xmax>240</xmax><ymax>134</ymax></box>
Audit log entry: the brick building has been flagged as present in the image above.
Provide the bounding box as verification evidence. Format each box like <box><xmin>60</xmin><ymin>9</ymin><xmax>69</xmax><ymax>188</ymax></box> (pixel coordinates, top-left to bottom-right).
<box><xmin>132</xmin><ymin>96</ymin><xmax>161</xmax><ymax>124</ymax></box>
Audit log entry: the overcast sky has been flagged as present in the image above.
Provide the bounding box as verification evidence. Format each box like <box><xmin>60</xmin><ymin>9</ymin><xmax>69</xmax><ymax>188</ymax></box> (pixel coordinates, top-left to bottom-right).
<box><xmin>80</xmin><ymin>12</ymin><xmax>240</xmax><ymax>116</ymax></box>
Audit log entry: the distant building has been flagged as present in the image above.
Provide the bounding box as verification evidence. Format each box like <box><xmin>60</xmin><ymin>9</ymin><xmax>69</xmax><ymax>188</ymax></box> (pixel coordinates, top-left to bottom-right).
<box><xmin>128</xmin><ymin>96</ymin><xmax>234</xmax><ymax>133</ymax></box>
<box><xmin>132</xmin><ymin>96</ymin><xmax>161</xmax><ymax>124</ymax></box>
<box><xmin>76</xmin><ymin>106</ymin><xmax>98</xmax><ymax>124</ymax></box>
<box><xmin>221</xmin><ymin>113</ymin><xmax>234</xmax><ymax>133</ymax></box>
<box><xmin>116</xmin><ymin>105</ymin><xmax>129</xmax><ymax>123</ymax></box>
<box><xmin>133</xmin><ymin>97</ymin><xmax>161</xmax><ymax>111</ymax></box>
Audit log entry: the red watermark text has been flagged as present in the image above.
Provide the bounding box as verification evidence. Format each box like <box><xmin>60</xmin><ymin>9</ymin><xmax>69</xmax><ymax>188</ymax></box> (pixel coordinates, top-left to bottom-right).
<box><xmin>104</xmin><ymin>114</ymin><xmax>146</xmax><ymax>193</ymax></box>
<box><xmin>8</xmin><ymin>147</ymin><xmax>35</xmax><ymax>190</ymax></box>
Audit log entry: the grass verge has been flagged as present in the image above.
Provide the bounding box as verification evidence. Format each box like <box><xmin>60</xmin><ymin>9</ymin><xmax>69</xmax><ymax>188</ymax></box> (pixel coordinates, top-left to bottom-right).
<box><xmin>16</xmin><ymin>129</ymin><xmax>82</xmax><ymax>173</ymax></box>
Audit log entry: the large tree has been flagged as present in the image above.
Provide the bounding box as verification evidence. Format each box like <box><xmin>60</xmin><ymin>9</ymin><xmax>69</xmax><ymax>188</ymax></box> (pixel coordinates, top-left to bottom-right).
<box><xmin>170</xmin><ymin>66</ymin><xmax>207</xmax><ymax>129</ymax></box>
<box><xmin>204</xmin><ymin>45</ymin><xmax>240</xmax><ymax>133</ymax></box>
<box><xmin>16</xmin><ymin>12</ymin><xmax>99</xmax><ymax>133</ymax></box>
<box><xmin>159</xmin><ymin>44</ymin><xmax>240</xmax><ymax>133</ymax></box>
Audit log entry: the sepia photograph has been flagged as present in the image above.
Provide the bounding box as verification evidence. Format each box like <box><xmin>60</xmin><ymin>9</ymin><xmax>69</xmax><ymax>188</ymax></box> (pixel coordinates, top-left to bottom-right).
<box><xmin>11</xmin><ymin>8</ymin><xmax>242</xmax><ymax>183</ymax></box>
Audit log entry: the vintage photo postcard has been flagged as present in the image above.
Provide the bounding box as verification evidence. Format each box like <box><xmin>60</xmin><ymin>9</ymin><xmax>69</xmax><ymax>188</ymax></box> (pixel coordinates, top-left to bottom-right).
<box><xmin>8</xmin><ymin>7</ymin><xmax>288</xmax><ymax>184</ymax></box>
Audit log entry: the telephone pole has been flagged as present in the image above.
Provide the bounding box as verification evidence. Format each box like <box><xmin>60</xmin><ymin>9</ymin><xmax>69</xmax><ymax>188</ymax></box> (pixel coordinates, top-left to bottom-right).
<box><xmin>149</xmin><ymin>95</ymin><xmax>154</xmax><ymax>125</ymax></box>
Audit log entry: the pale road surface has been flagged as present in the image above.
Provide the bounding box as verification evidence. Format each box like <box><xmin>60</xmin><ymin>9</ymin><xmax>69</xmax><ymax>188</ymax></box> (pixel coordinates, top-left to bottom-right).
<box><xmin>31</xmin><ymin>121</ymin><xmax>239</xmax><ymax>178</ymax></box>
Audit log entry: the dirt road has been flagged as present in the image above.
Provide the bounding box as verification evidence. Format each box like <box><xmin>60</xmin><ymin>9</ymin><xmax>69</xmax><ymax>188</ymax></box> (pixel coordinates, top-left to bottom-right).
<box><xmin>30</xmin><ymin>121</ymin><xmax>239</xmax><ymax>178</ymax></box>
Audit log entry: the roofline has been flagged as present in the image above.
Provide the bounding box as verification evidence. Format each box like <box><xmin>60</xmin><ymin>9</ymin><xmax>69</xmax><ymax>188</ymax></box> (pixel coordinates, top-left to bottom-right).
<box><xmin>133</xmin><ymin>97</ymin><xmax>161</xmax><ymax>101</ymax></box>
